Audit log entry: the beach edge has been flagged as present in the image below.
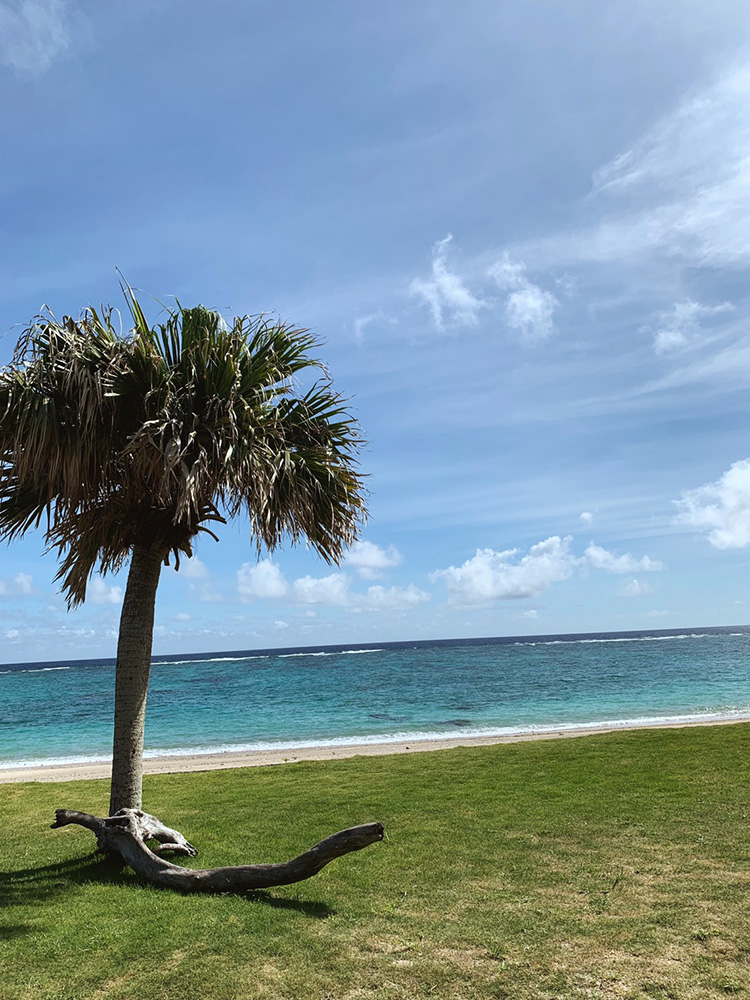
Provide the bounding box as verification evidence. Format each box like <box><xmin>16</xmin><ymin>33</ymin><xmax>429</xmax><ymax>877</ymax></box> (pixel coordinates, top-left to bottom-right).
<box><xmin>2</xmin><ymin>716</ymin><xmax>749</xmax><ymax>784</ymax></box>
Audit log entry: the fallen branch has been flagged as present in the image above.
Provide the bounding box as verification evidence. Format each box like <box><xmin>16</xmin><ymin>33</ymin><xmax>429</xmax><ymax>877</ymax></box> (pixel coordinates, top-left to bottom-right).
<box><xmin>51</xmin><ymin>808</ymin><xmax>384</xmax><ymax>893</ymax></box>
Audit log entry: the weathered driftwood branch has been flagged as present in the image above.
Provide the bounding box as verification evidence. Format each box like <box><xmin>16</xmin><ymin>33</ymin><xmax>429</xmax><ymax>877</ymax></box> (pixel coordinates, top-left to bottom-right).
<box><xmin>51</xmin><ymin>808</ymin><xmax>384</xmax><ymax>893</ymax></box>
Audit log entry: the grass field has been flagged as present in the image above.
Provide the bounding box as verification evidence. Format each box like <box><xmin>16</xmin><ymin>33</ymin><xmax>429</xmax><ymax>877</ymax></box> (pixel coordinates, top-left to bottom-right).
<box><xmin>1</xmin><ymin>725</ymin><xmax>749</xmax><ymax>999</ymax></box>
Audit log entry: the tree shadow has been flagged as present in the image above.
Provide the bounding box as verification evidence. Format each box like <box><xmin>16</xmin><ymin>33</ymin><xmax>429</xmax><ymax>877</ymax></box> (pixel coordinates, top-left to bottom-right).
<box><xmin>245</xmin><ymin>890</ymin><xmax>334</xmax><ymax>918</ymax></box>
<box><xmin>0</xmin><ymin>852</ymin><xmax>141</xmax><ymax>906</ymax></box>
<box><xmin>0</xmin><ymin>854</ymin><xmax>333</xmax><ymax>917</ymax></box>
<box><xmin>0</xmin><ymin>924</ymin><xmax>39</xmax><ymax>940</ymax></box>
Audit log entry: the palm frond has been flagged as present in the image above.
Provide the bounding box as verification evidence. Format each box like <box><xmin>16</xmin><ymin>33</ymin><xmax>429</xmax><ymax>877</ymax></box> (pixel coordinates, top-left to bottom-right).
<box><xmin>0</xmin><ymin>291</ymin><xmax>367</xmax><ymax>606</ymax></box>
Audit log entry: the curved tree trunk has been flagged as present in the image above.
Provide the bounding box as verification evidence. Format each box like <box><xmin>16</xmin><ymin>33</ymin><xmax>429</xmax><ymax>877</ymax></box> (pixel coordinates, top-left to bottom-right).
<box><xmin>110</xmin><ymin>545</ymin><xmax>163</xmax><ymax>815</ymax></box>
<box><xmin>51</xmin><ymin>808</ymin><xmax>384</xmax><ymax>893</ymax></box>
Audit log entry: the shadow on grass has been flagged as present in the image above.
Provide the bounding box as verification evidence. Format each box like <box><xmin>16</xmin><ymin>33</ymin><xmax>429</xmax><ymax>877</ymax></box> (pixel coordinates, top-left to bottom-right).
<box><xmin>0</xmin><ymin>924</ymin><xmax>41</xmax><ymax>940</ymax></box>
<box><xmin>0</xmin><ymin>855</ymin><xmax>333</xmax><ymax>917</ymax></box>
<box><xmin>0</xmin><ymin>852</ymin><xmax>133</xmax><ymax>905</ymax></box>
<box><xmin>246</xmin><ymin>890</ymin><xmax>334</xmax><ymax>918</ymax></box>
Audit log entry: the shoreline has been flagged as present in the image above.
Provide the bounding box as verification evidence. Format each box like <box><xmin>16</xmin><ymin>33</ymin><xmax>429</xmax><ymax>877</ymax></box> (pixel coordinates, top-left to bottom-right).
<box><xmin>2</xmin><ymin>716</ymin><xmax>748</xmax><ymax>785</ymax></box>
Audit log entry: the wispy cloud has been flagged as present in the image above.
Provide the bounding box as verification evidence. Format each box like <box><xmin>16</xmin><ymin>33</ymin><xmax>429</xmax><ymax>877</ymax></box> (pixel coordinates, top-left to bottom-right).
<box><xmin>489</xmin><ymin>252</ymin><xmax>559</xmax><ymax>343</ymax></box>
<box><xmin>651</xmin><ymin>299</ymin><xmax>733</xmax><ymax>354</ymax></box>
<box><xmin>353</xmin><ymin>312</ymin><xmax>395</xmax><ymax>343</ymax></box>
<box><xmin>409</xmin><ymin>234</ymin><xmax>484</xmax><ymax>330</ymax></box>
<box><xmin>541</xmin><ymin>62</ymin><xmax>750</xmax><ymax>271</ymax></box>
<box><xmin>0</xmin><ymin>0</ymin><xmax>77</xmax><ymax>76</ymax></box>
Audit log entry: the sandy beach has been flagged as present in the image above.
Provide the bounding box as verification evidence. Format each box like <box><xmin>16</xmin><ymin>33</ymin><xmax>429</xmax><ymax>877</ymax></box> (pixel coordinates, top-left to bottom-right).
<box><xmin>1</xmin><ymin>716</ymin><xmax>748</xmax><ymax>784</ymax></box>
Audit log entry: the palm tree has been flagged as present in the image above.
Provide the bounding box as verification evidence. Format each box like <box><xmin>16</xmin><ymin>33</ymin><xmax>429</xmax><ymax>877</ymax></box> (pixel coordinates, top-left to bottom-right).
<box><xmin>0</xmin><ymin>289</ymin><xmax>367</xmax><ymax>815</ymax></box>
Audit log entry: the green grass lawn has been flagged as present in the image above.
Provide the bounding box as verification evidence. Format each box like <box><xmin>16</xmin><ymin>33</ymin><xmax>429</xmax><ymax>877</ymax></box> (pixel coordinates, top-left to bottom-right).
<box><xmin>1</xmin><ymin>725</ymin><xmax>749</xmax><ymax>1000</ymax></box>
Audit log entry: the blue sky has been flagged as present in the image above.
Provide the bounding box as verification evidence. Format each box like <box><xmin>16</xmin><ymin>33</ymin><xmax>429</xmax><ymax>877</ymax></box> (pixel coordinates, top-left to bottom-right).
<box><xmin>3</xmin><ymin>0</ymin><xmax>750</xmax><ymax>662</ymax></box>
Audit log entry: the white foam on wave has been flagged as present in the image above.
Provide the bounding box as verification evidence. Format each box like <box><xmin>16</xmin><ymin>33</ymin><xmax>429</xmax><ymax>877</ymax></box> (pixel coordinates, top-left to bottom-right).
<box><xmin>0</xmin><ymin>665</ymin><xmax>71</xmax><ymax>675</ymax></box>
<box><xmin>278</xmin><ymin>648</ymin><xmax>382</xmax><ymax>659</ymax></box>
<box><xmin>5</xmin><ymin>708</ymin><xmax>749</xmax><ymax>770</ymax></box>
<box><xmin>154</xmin><ymin>655</ymin><xmax>270</xmax><ymax>666</ymax></box>
<box><xmin>514</xmin><ymin>633</ymin><xmax>730</xmax><ymax>647</ymax></box>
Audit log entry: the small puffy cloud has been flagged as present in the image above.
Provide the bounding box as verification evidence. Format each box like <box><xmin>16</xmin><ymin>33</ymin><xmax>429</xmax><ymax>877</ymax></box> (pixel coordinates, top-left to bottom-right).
<box><xmin>346</xmin><ymin>541</ymin><xmax>402</xmax><ymax>579</ymax></box>
<box><xmin>179</xmin><ymin>557</ymin><xmax>209</xmax><ymax>580</ymax></box>
<box><xmin>620</xmin><ymin>578</ymin><xmax>653</xmax><ymax>597</ymax></box>
<box><xmin>174</xmin><ymin>612</ymin><xmax>193</xmax><ymax>621</ymax></box>
<box><xmin>489</xmin><ymin>252</ymin><xmax>558</xmax><ymax>343</ymax></box>
<box><xmin>274</xmin><ymin>620</ymin><xmax>289</xmax><ymax>630</ymax></box>
<box><xmin>292</xmin><ymin>573</ymin><xmax>351</xmax><ymax>606</ymax></box>
<box><xmin>579</xmin><ymin>510</ymin><xmax>595</xmax><ymax>525</ymax></box>
<box><xmin>5</xmin><ymin>628</ymin><xmax>20</xmax><ymax>640</ymax></box>
<box><xmin>14</xmin><ymin>572</ymin><xmax>33</xmax><ymax>594</ymax></box>
<box><xmin>652</xmin><ymin>299</ymin><xmax>732</xmax><ymax>354</ymax></box>
<box><xmin>357</xmin><ymin>584</ymin><xmax>430</xmax><ymax>611</ymax></box>
<box><xmin>520</xmin><ymin>609</ymin><xmax>539</xmax><ymax>619</ymax></box>
<box><xmin>0</xmin><ymin>572</ymin><xmax>34</xmax><ymax>597</ymax></box>
<box><xmin>237</xmin><ymin>560</ymin><xmax>289</xmax><ymax>600</ymax></box>
<box><xmin>410</xmin><ymin>235</ymin><xmax>484</xmax><ymax>330</ymax></box>
<box><xmin>88</xmin><ymin>576</ymin><xmax>123</xmax><ymax>605</ymax></box>
<box><xmin>675</xmin><ymin>459</ymin><xmax>750</xmax><ymax>548</ymax></box>
<box><xmin>584</xmin><ymin>543</ymin><xmax>664</xmax><ymax>574</ymax></box>
<box><xmin>0</xmin><ymin>0</ymin><xmax>76</xmax><ymax>76</ymax></box>
<box><xmin>432</xmin><ymin>536</ymin><xmax>576</xmax><ymax>604</ymax></box>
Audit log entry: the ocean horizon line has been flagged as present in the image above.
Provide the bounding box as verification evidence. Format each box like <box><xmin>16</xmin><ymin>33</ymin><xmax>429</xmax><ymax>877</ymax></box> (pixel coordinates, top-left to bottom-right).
<box><xmin>2</xmin><ymin>622</ymin><xmax>749</xmax><ymax>671</ymax></box>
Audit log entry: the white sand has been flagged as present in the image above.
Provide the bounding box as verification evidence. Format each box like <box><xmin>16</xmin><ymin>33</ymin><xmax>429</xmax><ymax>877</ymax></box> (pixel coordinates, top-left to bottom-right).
<box><xmin>1</xmin><ymin>716</ymin><xmax>748</xmax><ymax>784</ymax></box>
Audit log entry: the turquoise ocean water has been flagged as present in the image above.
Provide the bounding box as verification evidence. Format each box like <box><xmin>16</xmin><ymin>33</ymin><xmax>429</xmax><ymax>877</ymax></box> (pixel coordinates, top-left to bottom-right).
<box><xmin>2</xmin><ymin>626</ymin><xmax>750</xmax><ymax>768</ymax></box>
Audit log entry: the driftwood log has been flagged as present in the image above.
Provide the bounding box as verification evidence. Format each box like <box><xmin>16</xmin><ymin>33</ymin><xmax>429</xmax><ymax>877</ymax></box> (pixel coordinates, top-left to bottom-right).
<box><xmin>51</xmin><ymin>808</ymin><xmax>384</xmax><ymax>893</ymax></box>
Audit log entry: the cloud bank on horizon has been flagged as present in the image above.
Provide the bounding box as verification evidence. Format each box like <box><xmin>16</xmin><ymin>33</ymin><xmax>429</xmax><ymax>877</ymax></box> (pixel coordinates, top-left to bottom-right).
<box><xmin>2</xmin><ymin>1</ymin><xmax>750</xmax><ymax>660</ymax></box>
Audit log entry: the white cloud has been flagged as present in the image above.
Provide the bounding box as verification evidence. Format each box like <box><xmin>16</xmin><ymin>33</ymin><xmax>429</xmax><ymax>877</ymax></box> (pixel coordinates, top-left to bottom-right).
<box><xmin>356</xmin><ymin>584</ymin><xmax>430</xmax><ymax>611</ymax></box>
<box><xmin>0</xmin><ymin>0</ymin><xmax>75</xmax><ymax>76</ymax></box>
<box><xmin>346</xmin><ymin>540</ymin><xmax>402</xmax><ymax>579</ymax></box>
<box><xmin>584</xmin><ymin>543</ymin><xmax>665</xmax><ymax>574</ymax></box>
<box><xmin>543</xmin><ymin>63</ymin><xmax>750</xmax><ymax>271</ymax></box>
<box><xmin>237</xmin><ymin>560</ymin><xmax>289</xmax><ymax>600</ymax></box>
<box><xmin>410</xmin><ymin>234</ymin><xmax>484</xmax><ymax>330</ymax></box>
<box><xmin>88</xmin><ymin>576</ymin><xmax>123</xmax><ymax>605</ymax></box>
<box><xmin>174</xmin><ymin>612</ymin><xmax>193</xmax><ymax>621</ymax></box>
<box><xmin>579</xmin><ymin>510</ymin><xmax>595</xmax><ymax>525</ymax></box>
<box><xmin>489</xmin><ymin>252</ymin><xmax>558</xmax><ymax>343</ymax></box>
<box><xmin>353</xmin><ymin>312</ymin><xmax>394</xmax><ymax>343</ymax></box>
<box><xmin>292</xmin><ymin>573</ymin><xmax>351</xmax><ymax>606</ymax></box>
<box><xmin>274</xmin><ymin>619</ymin><xmax>289</xmax><ymax>630</ymax></box>
<box><xmin>432</xmin><ymin>536</ymin><xmax>576</xmax><ymax>604</ymax></box>
<box><xmin>15</xmin><ymin>572</ymin><xmax>33</xmax><ymax>594</ymax></box>
<box><xmin>520</xmin><ymin>609</ymin><xmax>539</xmax><ymax>619</ymax></box>
<box><xmin>236</xmin><ymin>558</ymin><xmax>427</xmax><ymax>612</ymax></box>
<box><xmin>675</xmin><ymin>459</ymin><xmax>750</xmax><ymax>549</ymax></box>
<box><xmin>0</xmin><ymin>572</ymin><xmax>34</xmax><ymax>597</ymax></box>
<box><xmin>652</xmin><ymin>299</ymin><xmax>732</xmax><ymax>354</ymax></box>
<box><xmin>620</xmin><ymin>578</ymin><xmax>653</xmax><ymax>598</ymax></box>
<box><xmin>5</xmin><ymin>628</ymin><xmax>20</xmax><ymax>640</ymax></box>
<box><xmin>179</xmin><ymin>557</ymin><xmax>209</xmax><ymax>580</ymax></box>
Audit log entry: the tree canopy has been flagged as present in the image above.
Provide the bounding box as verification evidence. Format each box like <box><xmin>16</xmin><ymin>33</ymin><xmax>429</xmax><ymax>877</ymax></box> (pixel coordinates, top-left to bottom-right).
<box><xmin>0</xmin><ymin>290</ymin><xmax>367</xmax><ymax>604</ymax></box>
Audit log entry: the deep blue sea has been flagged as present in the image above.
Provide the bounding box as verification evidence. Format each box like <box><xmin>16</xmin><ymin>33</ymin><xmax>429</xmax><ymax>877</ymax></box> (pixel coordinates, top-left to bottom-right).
<box><xmin>2</xmin><ymin>626</ymin><xmax>750</xmax><ymax>769</ymax></box>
